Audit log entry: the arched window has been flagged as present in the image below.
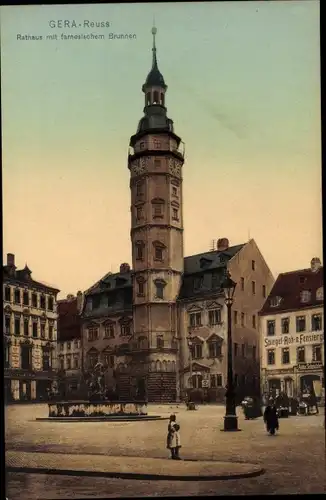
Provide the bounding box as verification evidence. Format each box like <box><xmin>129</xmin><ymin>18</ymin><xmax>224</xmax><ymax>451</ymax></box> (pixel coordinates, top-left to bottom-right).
<box><xmin>153</xmin><ymin>91</ymin><xmax>159</xmax><ymax>104</ymax></box>
<box><xmin>160</xmin><ymin>93</ymin><xmax>165</xmax><ymax>106</ymax></box>
<box><xmin>135</xmin><ymin>241</ymin><xmax>145</xmax><ymax>260</ymax></box>
<box><xmin>146</xmin><ymin>92</ymin><xmax>151</xmax><ymax>106</ymax></box>
<box><xmin>162</xmin><ymin>360</ymin><xmax>167</xmax><ymax>372</ymax></box>
<box><xmin>192</xmin><ymin>374</ymin><xmax>203</xmax><ymax>389</ymax></box>
<box><xmin>156</xmin><ymin>360</ymin><xmax>162</xmax><ymax>372</ymax></box>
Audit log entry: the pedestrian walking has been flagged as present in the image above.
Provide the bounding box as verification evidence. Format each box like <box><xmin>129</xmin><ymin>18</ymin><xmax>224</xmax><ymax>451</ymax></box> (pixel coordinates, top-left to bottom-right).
<box><xmin>166</xmin><ymin>414</ymin><xmax>182</xmax><ymax>459</ymax></box>
<box><xmin>263</xmin><ymin>402</ymin><xmax>279</xmax><ymax>435</ymax></box>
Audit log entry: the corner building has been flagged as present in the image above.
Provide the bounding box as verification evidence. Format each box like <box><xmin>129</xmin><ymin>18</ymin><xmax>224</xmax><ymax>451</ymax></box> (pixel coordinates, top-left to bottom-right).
<box><xmin>127</xmin><ymin>27</ymin><xmax>185</xmax><ymax>400</ymax></box>
<box><xmin>3</xmin><ymin>253</ymin><xmax>59</xmax><ymax>402</ymax></box>
<box><xmin>259</xmin><ymin>258</ymin><xmax>324</xmax><ymax>402</ymax></box>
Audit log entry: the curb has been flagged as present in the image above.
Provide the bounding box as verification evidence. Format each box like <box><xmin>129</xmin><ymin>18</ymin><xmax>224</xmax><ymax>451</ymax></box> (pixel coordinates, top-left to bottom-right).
<box><xmin>6</xmin><ymin>465</ymin><xmax>265</xmax><ymax>481</ymax></box>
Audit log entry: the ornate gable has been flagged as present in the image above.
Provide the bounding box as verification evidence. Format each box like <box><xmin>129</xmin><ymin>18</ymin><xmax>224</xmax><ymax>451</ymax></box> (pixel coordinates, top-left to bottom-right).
<box><xmin>186</xmin><ymin>303</ymin><xmax>203</xmax><ymax>312</ymax></box>
<box><xmin>191</xmin><ymin>335</ymin><xmax>205</xmax><ymax>344</ymax></box>
<box><xmin>183</xmin><ymin>361</ymin><xmax>210</xmax><ymax>373</ymax></box>
<box><xmin>206</xmin><ymin>300</ymin><xmax>222</xmax><ymax>310</ymax></box>
<box><xmin>87</xmin><ymin>347</ymin><xmax>99</xmax><ymax>354</ymax></box>
<box><xmin>207</xmin><ymin>332</ymin><xmax>224</xmax><ymax>342</ymax></box>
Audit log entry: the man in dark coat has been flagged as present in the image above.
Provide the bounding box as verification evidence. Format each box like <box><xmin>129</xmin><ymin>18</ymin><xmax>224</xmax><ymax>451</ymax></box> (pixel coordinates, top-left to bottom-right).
<box><xmin>263</xmin><ymin>403</ymin><xmax>279</xmax><ymax>435</ymax></box>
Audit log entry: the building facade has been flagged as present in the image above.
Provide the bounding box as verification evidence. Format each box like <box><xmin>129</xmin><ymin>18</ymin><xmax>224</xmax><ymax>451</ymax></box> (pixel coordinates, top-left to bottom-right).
<box><xmin>79</xmin><ymin>27</ymin><xmax>275</xmax><ymax>403</ymax></box>
<box><xmin>259</xmin><ymin>258</ymin><xmax>324</xmax><ymax>401</ymax></box>
<box><xmin>178</xmin><ymin>238</ymin><xmax>274</xmax><ymax>403</ymax></box>
<box><xmin>57</xmin><ymin>292</ymin><xmax>83</xmax><ymax>397</ymax></box>
<box><xmin>3</xmin><ymin>253</ymin><xmax>59</xmax><ymax>402</ymax></box>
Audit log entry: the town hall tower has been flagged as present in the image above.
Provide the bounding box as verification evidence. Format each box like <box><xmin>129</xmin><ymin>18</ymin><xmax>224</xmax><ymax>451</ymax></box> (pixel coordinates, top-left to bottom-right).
<box><xmin>127</xmin><ymin>26</ymin><xmax>185</xmax><ymax>401</ymax></box>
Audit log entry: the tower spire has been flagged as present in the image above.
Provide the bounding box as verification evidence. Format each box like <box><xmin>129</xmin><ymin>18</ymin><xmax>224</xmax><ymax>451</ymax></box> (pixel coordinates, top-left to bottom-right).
<box><xmin>151</xmin><ymin>22</ymin><xmax>158</xmax><ymax>70</ymax></box>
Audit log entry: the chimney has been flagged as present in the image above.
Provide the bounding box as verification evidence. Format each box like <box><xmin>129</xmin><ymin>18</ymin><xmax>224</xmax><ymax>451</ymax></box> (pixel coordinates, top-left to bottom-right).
<box><xmin>66</xmin><ymin>294</ymin><xmax>74</xmax><ymax>299</ymax></box>
<box><xmin>7</xmin><ymin>253</ymin><xmax>16</xmax><ymax>267</ymax></box>
<box><xmin>217</xmin><ymin>238</ymin><xmax>229</xmax><ymax>252</ymax></box>
<box><xmin>311</xmin><ymin>257</ymin><xmax>321</xmax><ymax>273</ymax></box>
<box><xmin>120</xmin><ymin>263</ymin><xmax>131</xmax><ymax>274</ymax></box>
<box><xmin>76</xmin><ymin>290</ymin><xmax>84</xmax><ymax>313</ymax></box>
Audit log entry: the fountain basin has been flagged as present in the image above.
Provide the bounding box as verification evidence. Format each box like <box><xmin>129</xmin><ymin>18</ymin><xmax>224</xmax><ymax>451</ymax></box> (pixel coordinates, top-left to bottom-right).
<box><xmin>35</xmin><ymin>401</ymin><xmax>166</xmax><ymax>422</ymax></box>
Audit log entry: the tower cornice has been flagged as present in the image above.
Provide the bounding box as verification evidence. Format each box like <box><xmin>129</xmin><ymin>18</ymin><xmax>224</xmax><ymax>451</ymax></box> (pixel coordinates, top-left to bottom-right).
<box><xmin>129</xmin><ymin>130</ymin><xmax>183</xmax><ymax>148</ymax></box>
<box><xmin>130</xmin><ymin>225</ymin><xmax>184</xmax><ymax>236</ymax></box>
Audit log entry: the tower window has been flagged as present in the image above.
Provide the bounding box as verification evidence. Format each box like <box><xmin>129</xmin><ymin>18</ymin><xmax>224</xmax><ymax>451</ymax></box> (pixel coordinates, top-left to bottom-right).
<box><xmin>154</xmin><ymin>279</ymin><xmax>166</xmax><ymax>299</ymax></box>
<box><xmin>153</xmin><ymin>91</ymin><xmax>159</xmax><ymax>104</ymax></box>
<box><xmin>172</xmin><ymin>208</ymin><xmax>179</xmax><ymax>220</ymax></box>
<box><xmin>137</xmin><ymin>279</ymin><xmax>145</xmax><ymax>296</ymax></box>
<box><xmin>172</xmin><ymin>186</ymin><xmax>178</xmax><ymax>197</ymax></box>
<box><xmin>155</xmin><ymin>247</ymin><xmax>163</xmax><ymax>261</ymax></box>
<box><xmin>146</xmin><ymin>92</ymin><xmax>151</xmax><ymax>106</ymax></box>
<box><xmin>139</xmin><ymin>142</ymin><xmax>145</xmax><ymax>150</ymax></box>
<box><xmin>160</xmin><ymin>93</ymin><xmax>165</xmax><ymax>106</ymax></box>
<box><xmin>136</xmin><ymin>206</ymin><xmax>144</xmax><ymax>220</ymax></box>
<box><xmin>153</xmin><ymin>140</ymin><xmax>161</xmax><ymax>149</ymax></box>
<box><xmin>153</xmin><ymin>241</ymin><xmax>165</xmax><ymax>261</ymax></box>
<box><xmin>135</xmin><ymin>241</ymin><xmax>145</xmax><ymax>260</ymax></box>
<box><xmin>154</xmin><ymin>159</ymin><xmax>161</xmax><ymax>168</ymax></box>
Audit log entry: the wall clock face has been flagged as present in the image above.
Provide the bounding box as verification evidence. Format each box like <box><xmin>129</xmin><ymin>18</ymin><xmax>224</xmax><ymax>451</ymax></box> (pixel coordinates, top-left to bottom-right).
<box><xmin>131</xmin><ymin>159</ymin><xmax>145</xmax><ymax>175</ymax></box>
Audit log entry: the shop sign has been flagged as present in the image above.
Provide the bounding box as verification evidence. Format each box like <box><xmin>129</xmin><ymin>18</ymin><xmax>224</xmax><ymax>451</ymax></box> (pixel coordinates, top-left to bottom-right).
<box><xmin>265</xmin><ymin>368</ymin><xmax>294</xmax><ymax>375</ymax></box>
<box><xmin>297</xmin><ymin>362</ymin><xmax>323</xmax><ymax>372</ymax></box>
<box><xmin>264</xmin><ymin>332</ymin><xmax>324</xmax><ymax>349</ymax></box>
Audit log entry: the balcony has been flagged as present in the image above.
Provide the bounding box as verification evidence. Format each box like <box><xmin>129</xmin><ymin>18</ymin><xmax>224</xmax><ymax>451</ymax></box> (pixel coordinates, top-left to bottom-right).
<box><xmin>128</xmin><ymin>143</ymin><xmax>185</xmax><ymax>161</ymax></box>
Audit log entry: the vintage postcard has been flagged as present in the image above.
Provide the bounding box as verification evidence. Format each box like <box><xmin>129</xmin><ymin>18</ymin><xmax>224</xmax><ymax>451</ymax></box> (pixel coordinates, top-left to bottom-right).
<box><xmin>2</xmin><ymin>1</ymin><xmax>323</xmax><ymax>499</ymax></box>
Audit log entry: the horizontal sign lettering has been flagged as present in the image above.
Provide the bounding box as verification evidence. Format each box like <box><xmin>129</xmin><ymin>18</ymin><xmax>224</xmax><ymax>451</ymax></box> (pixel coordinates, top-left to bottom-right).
<box><xmin>264</xmin><ymin>332</ymin><xmax>324</xmax><ymax>349</ymax></box>
<box><xmin>297</xmin><ymin>362</ymin><xmax>323</xmax><ymax>372</ymax></box>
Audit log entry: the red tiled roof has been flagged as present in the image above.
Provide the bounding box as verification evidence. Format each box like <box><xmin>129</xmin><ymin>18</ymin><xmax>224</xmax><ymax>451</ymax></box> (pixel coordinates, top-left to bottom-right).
<box><xmin>259</xmin><ymin>267</ymin><xmax>323</xmax><ymax>315</ymax></box>
<box><xmin>57</xmin><ymin>298</ymin><xmax>81</xmax><ymax>341</ymax></box>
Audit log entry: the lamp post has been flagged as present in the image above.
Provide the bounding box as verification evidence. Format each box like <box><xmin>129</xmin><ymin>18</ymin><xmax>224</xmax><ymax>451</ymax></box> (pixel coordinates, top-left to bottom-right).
<box><xmin>187</xmin><ymin>334</ymin><xmax>193</xmax><ymax>397</ymax></box>
<box><xmin>222</xmin><ymin>271</ymin><xmax>240</xmax><ymax>432</ymax></box>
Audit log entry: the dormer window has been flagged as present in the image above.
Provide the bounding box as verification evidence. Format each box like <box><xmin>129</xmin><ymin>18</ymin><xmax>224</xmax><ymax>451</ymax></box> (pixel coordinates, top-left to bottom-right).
<box><xmin>194</xmin><ymin>276</ymin><xmax>203</xmax><ymax>290</ymax></box>
<box><xmin>300</xmin><ymin>290</ymin><xmax>311</xmax><ymax>303</ymax></box>
<box><xmin>270</xmin><ymin>296</ymin><xmax>282</xmax><ymax>307</ymax></box>
<box><xmin>200</xmin><ymin>258</ymin><xmax>212</xmax><ymax>269</ymax></box>
<box><xmin>316</xmin><ymin>287</ymin><xmax>324</xmax><ymax>301</ymax></box>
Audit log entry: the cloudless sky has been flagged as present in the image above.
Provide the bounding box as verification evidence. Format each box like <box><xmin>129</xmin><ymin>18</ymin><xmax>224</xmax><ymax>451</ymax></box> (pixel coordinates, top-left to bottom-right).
<box><xmin>1</xmin><ymin>1</ymin><xmax>321</xmax><ymax>298</ymax></box>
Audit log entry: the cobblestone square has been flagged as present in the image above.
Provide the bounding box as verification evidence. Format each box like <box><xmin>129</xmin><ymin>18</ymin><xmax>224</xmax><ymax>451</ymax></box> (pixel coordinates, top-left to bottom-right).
<box><xmin>5</xmin><ymin>403</ymin><xmax>326</xmax><ymax>498</ymax></box>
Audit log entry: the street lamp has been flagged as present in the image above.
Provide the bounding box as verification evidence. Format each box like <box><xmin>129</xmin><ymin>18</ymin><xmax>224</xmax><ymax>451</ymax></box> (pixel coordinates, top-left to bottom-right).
<box><xmin>221</xmin><ymin>271</ymin><xmax>240</xmax><ymax>432</ymax></box>
<box><xmin>187</xmin><ymin>333</ymin><xmax>193</xmax><ymax>395</ymax></box>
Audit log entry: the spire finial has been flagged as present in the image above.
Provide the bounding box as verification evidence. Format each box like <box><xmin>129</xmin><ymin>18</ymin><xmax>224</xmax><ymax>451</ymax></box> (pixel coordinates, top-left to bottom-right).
<box><xmin>151</xmin><ymin>20</ymin><xmax>157</xmax><ymax>69</ymax></box>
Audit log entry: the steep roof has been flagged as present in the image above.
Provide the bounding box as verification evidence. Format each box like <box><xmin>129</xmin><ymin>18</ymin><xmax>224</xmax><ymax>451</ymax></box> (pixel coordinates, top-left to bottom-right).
<box><xmin>183</xmin><ymin>244</ymin><xmax>245</xmax><ymax>275</ymax></box>
<box><xmin>57</xmin><ymin>297</ymin><xmax>81</xmax><ymax>341</ymax></box>
<box><xmin>3</xmin><ymin>265</ymin><xmax>60</xmax><ymax>293</ymax></box>
<box><xmin>259</xmin><ymin>267</ymin><xmax>323</xmax><ymax>315</ymax></box>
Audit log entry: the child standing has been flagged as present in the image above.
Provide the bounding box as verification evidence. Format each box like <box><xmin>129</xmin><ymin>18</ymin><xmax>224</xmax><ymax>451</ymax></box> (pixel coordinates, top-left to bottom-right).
<box><xmin>166</xmin><ymin>414</ymin><xmax>182</xmax><ymax>459</ymax></box>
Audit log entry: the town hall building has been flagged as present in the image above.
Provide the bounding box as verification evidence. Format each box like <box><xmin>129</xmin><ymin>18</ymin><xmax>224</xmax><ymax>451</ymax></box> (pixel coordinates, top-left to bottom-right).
<box><xmin>80</xmin><ymin>27</ymin><xmax>275</xmax><ymax>403</ymax></box>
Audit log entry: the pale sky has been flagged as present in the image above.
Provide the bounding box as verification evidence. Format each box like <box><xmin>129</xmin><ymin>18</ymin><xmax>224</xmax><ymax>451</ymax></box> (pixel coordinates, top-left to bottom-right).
<box><xmin>1</xmin><ymin>1</ymin><xmax>321</xmax><ymax>298</ymax></box>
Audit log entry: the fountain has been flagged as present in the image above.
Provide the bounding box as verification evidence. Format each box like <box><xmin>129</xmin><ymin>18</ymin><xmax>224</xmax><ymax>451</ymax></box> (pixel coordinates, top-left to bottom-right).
<box><xmin>36</xmin><ymin>362</ymin><xmax>166</xmax><ymax>422</ymax></box>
